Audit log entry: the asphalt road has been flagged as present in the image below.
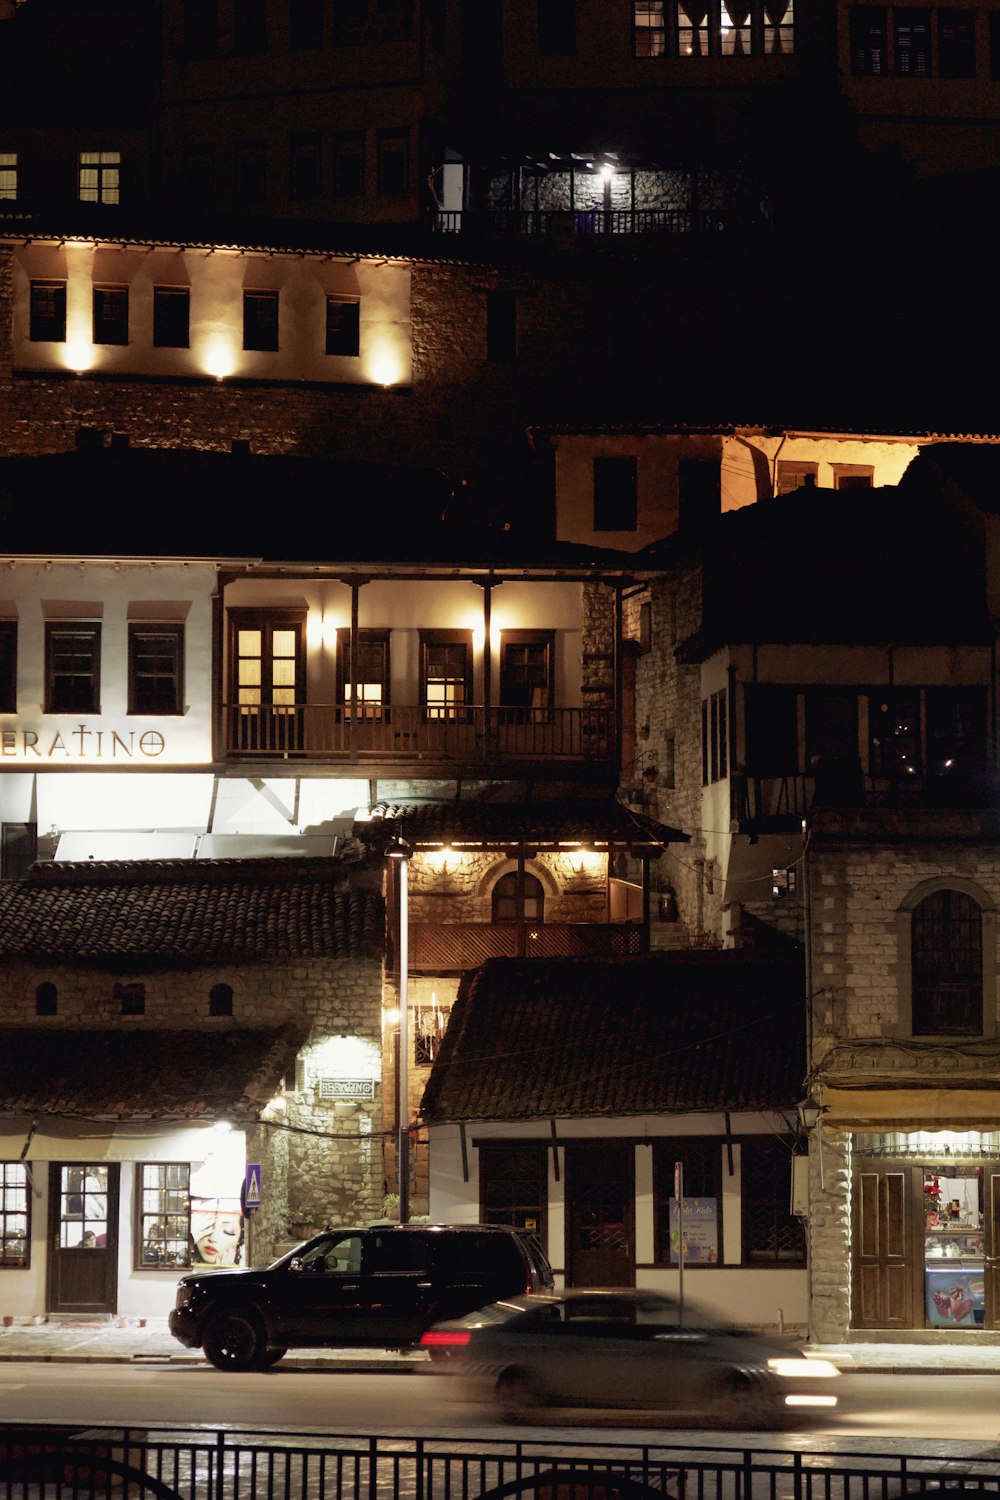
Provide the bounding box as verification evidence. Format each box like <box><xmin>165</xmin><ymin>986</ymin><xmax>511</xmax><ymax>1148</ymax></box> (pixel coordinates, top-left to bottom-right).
<box><xmin>0</xmin><ymin>1364</ymin><xmax>999</xmax><ymax>1453</ymax></box>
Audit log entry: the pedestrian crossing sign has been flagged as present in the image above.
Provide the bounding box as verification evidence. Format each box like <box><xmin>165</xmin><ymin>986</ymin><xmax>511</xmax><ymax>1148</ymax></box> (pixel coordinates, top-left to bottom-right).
<box><xmin>245</xmin><ymin>1163</ymin><xmax>262</xmax><ymax>1210</ymax></box>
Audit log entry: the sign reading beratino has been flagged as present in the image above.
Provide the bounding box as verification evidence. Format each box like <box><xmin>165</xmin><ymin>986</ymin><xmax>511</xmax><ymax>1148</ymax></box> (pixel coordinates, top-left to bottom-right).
<box><xmin>0</xmin><ymin>727</ymin><xmax>167</xmax><ymax>759</ymax></box>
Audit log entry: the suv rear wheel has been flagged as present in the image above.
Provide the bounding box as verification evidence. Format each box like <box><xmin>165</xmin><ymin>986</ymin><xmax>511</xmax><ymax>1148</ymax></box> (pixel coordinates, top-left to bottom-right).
<box><xmin>202</xmin><ymin>1308</ymin><xmax>267</xmax><ymax>1372</ymax></box>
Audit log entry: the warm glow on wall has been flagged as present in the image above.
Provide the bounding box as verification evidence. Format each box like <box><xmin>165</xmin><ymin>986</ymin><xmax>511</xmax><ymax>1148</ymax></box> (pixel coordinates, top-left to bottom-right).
<box><xmin>62</xmin><ymin>330</ymin><xmax>93</xmax><ymax>374</ymax></box>
<box><xmin>562</xmin><ymin>846</ymin><xmax>604</xmax><ymax>876</ymax></box>
<box><xmin>425</xmin><ymin>845</ymin><xmax>464</xmax><ymax>874</ymax></box>
<box><xmin>367</xmin><ymin>343</ymin><xmax>404</xmax><ymax>387</ymax></box>
<box><xmin>200</xmin><ymin>333</ymin><xmax>238</xmax><ymax>381</ymax></box>
<box><xmin>306</xmin><ymin>611</ymin><xmax>344</xmax><ymax>651</ymax></box>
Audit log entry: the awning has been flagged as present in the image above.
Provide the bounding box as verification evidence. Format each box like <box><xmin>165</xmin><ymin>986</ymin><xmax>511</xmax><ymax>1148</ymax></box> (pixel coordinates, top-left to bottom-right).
<box><xmin>0</xmin><ymin>1118</ymin><xmax>243</xmax><ymax>1163</ymax></box>
<box><xmin>822</xmin><ymin>1086</ymin><xmax>1000</xmax><ymax>1131</ymax></box>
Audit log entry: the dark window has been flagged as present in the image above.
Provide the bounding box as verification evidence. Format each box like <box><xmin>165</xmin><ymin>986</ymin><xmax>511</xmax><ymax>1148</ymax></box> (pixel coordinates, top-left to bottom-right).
<box><xmin>487</xmin><ymin>289</ymin><xmax>517</xmax><ymax>362</ymax></box>
<box><xmin>184</xmin><ymin>145</ymin><xmax>215</xmax><ymax>210</ymax></box>
<box><xmin>0</xmin><ymin>621</ymin><xmax>16</xmax><ymax>713</ymax></box>
<box><xmin>332</xmin><ymin>0</ymin><xmax>367</xmax><ymax>43</ymax></box>
<box><xmin>806</xmin><ymin>689</ymin><xmax>861</xmax><ymax>803</ymax></box>
<box><xmin>420</xmin><ymin>630</ymin><xmax>472</xmax><ymax>720</ymax></box>
<box><xmin>538</xmin><ymin>0</ymin><xmax>576</xmax><ymax>52</ymax></box>
<box><xmin>939</xmin><ymin>8</ymin><xmax>975</xmax><ymax>74</ymax></box>
<box><xmin>210</xmin><ymin>983</ymin><xmax>234</xmax><ymax>1016</ymax></box>
<box><xmin>289</xmin><ymin>0</ymin><xmax>324</xmax><ymax>47</ymax></box>
<box><xmin>2</xmin><ymin>823</ymin><xmax>36</xmax><ymax>882</ymax></box>
<box><xmin>117</xmin><ymin>981</ymin><xmax>146</xmax><ymax>1016</ymax></box>
<box><xmin>367</xmin><ymin>1229</ymin><xmax>428</xmax><ymax>1272</ymax></box>
<box><xmin>184</xmin><ymin>0</ymin><xmax>218</xmax><ymax>53</ymax></box>
<box><xmin>895</xmin><ymin>7</ymin><xmax>931</xmax><ymax>72</ymax></box>
<box><xmin>137</xmin><ymin>1163</ymin><xmax>191</xmax><ymax>1269</ymax></box>
<box><xmin>377</xmin><ymin>129</ymin><xmax>408</xmax><ymax>194</ymax></box>
<box><xmin>634</xmin><ymin>0</ymin><xmax>666</xmax><ymax>54</ymax></box>
<box><xmin>29</xmin><ymin>281</ymin><xmax>66</xmax><ymax>342</ymax></box>
<box><xmin>326</xmin><ymin>295</ymin><xmax>360</xmax><ymax>355</ymax></box>
<box><xmin>492</xmin><ymin>870</ymin><xmax>545</xmax><ymax>923</ymax></box>
<box><xmin>0</xmin><ymin>1164</ymin><xmax>29</xmax><ymax>1268</ymax></box>
<box><xmin>235</xmin><ymin>139</ymin><xmax>267</xmax><ymax>202</ymax></box>
<box><xmin>152</xmin><ymin>288</ymin><xmax>190</xmax><ymax>349</ymax></box>
<box><xmin>35</xmin><ymin>981</ymin><xmax>57</xmax><ymax>1016</ymax></box>
<box><xmin>333</xmin><ymin>133</ymin><xmax>364</xmax><ymax>195</ymax></box>
<box><xmin>128</xmin><ymin>625</ymin><xmax>184</xmax><ymax>715</ymax></box>
<box><xmin>833</xmin><ymin>466</ymin><xmax>874</xmax><ymax>488</ymax></box>
<box><xmin>869</xmin><ymin>689</ymin><xmax>920</xmax><ymax>777</ymax></box>
<box><xmin>45</xmin><ymin>623</ymin><xmax>101</xmax><ymax>713</ymax></box>
<box><xmin>243</xmin><ymin>290</ymin><xmax>279</xmax><ymax>351</ymax></box>
<box><xmin>500</xmin><ymin>630</ymin><xmax>553</xmax><ymax>711</ymax></box>
<box><xmin>742</xmin><ymin>1137</ymin><xmax>805</xmax><ymax>1264</ymax></box>
<box><xmin>336</xmin><ymin>628</ymin><xmax>390</xmax><ymax>719</ymax></box>
<box><xmin>654</xmin><ymin>1140</ymin><xmax>720</xmax><ymax>1265</ymax></box>
<box><xmin>234</xmin><ymin>0</ymin><xmax>268</xmax><ymax>51</ymax></box>
<box><xmin>776</xmin><ymin>461</ymin><xmax>818</xmax><ymax>493</ymax></box>
<box><xmin>93</xmin><ymin>286</ymin><xmax>128</xmax><ymax>346</ymax></box>
<box><xmin>744</xmin><ymin>684</ymin><xmax>798</xmax><ymax>776</ymax></box>
<box><xmin>678</xmin><ymin>459</ymin><xmax>720</xmax><ymax>532</ymax></box>
<box><xmin>701</xmin><ymin>688</ymin><xmax>728</xmax><ymax>784</ymax></box>
<box><xmin>291</xmin><ymin>134</ymin><xmax>322</xmax><ymax>199</ymax></box>
<box><xmin>912</xmin><ymin>889</ymin><xmax>983</xmax><ymax>1035</ymax></box>
<box><xmin>480</xmin><ymin>1141</ymin><xmax>548</xmax><ymax>1241</ymax></box>
<box><xmin>851</xmin><ymin>5</ymin><xmax>887</xmax><ymax>72</ymax></box>
<box><xmin>593</xmin><ymin>457</ymin><xmax>638</xmax><ymax>531</ymax></box>
<box><xmin>926</xmin><ymin>687</ymin><xmax>987</xmax><ymax>792</ymax></box>
<box><xmin>375</xmin><ymin>0</ymin><xmax>413</xmax><ymax>40</ymax></box>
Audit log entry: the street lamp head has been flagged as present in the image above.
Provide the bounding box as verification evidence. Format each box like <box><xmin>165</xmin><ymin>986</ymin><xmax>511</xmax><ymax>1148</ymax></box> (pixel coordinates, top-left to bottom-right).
<box><xmin>797</xmin><ymin>1094</ymin><xmax>824</xmax><ymax>1131</ymax></box>
<box><xmin>385</xmin><ymin>836</ymin><xmax>413</xmax><ymax>861</ymax></box>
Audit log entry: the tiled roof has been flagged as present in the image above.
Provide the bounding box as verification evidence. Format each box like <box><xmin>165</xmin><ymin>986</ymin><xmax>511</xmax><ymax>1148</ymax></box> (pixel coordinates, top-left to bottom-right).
<box><xmin>0</xmin><ymin>1024</ymin><xmax>303</xmax><ymax>1121</ymax></box>
<box><xmin>0</xmin><ymin>858</ymin><xmax>382</xmax><ymax>965</ymax></box>
<box><xmin>357</xmin><ymin>799</ymin><xmax>688</xmax><ymax>848</ymax></box>
<box><xmin>419</xmin><ymin>952</ymin><xmax>805</xmax><ymax>1122</ymax></box>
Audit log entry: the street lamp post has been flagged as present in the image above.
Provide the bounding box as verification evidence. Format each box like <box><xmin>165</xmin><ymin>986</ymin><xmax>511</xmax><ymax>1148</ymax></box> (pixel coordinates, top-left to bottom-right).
<box><xmin>386</xmin><ymin>838</ymin><xmax>412</xmax><ymax>1223</ymax></box>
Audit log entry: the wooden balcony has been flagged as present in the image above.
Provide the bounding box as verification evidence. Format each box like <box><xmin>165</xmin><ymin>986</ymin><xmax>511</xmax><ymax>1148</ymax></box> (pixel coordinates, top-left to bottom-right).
<box><xmin>223</xmin><ymin>703</ymin><xmax>616</xmax><ymax>766</ymax></box>
<box><xmin>409</xmin><ymin>921</ymin><xmax>644</xmax><ymax>972</ymax></box>
<box><xmin>428</xmin><ymin>207</ymin><xmax>768</xmax><ymax>238</ymax></box>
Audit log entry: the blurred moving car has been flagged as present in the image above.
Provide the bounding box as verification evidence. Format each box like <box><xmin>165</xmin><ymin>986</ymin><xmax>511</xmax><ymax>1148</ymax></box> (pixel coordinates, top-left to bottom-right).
<box><xmin>169</xmin><ymin>1222</ymin><xmax>553</xmax><ymax>1371</ymax></box>
<box><xmin>420</xmin><ymin>1288</ymin><xmax>840</xmax><ymax>1426</ymax></box>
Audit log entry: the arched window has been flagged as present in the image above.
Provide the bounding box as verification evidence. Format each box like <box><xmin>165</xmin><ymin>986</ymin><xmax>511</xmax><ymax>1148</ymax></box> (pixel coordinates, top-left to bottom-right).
<box><xmin>35</xmin><ymin>981</ymin><xmax>57</xmax><ymax>1016</ymax></box>
<box><xmin>911</xmin><ymin>888</ymin><xmax>983</xmax><ymax>1035</ymax></box>
<box><xmin>210</xmin><ymin>983</ymin><xmax>234</xmax><ymax>1017</ymax></box>
<box><xmin>492</xmin><ymin>872</ymin><xmax>544</xmax><ymax>924</ymax></box>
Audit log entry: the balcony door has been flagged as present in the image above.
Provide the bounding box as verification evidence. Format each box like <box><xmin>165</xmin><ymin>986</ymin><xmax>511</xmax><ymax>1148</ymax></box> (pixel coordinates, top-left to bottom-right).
<box><xmin>229</xmin><ymin>610</ymin><xmax>305</xmax><ymax>755</ymax></box>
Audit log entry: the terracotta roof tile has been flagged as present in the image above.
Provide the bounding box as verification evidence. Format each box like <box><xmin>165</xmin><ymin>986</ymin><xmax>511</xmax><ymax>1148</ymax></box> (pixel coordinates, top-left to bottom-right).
<box><xmin>358</xmin><ymin>798</ymin><xmax>687</xmax><ymax>848</ymax></box>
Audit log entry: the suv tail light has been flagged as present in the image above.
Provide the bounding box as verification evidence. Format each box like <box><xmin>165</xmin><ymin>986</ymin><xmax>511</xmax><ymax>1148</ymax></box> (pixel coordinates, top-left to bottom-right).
<box><xmin>420</xmin><ymin>1330</ymin><xmax>471</xmax><ymax>1347</ymax></box>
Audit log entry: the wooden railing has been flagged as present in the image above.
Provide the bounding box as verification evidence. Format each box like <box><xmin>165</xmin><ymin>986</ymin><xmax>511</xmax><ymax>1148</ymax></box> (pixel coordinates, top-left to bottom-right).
<box><xmin>429</xmin><ymin>207</ymin><xmax>765</xmax><ymax>237</ymax></box>
<box><xmin>731</xmin><ymin>763</ymin><xmax>1000</xmax><ymax>825</ymax></box>
<box><xmin>409</xmin><ymin>921</ymin><xmax>644</xmax><ymax>970</ymax></box>
<box><xmin>223</xmin><ymin>703</ymin><xmax>615</xmax><ymax>763</ymax></box>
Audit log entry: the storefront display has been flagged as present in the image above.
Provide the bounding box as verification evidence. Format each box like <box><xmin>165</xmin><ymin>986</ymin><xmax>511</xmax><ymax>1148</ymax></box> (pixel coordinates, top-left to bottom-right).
<box><xmin>923</xmin><ymin>1170</ymin><xmax>985</xmax><ymax>1328</ymax></box>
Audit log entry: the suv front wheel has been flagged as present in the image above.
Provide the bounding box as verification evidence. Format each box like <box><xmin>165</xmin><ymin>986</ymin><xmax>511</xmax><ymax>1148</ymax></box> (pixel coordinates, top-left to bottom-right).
<box><xmin>202</xmin><ymin>1308</ymin><xmax>267</xmax><ymax>1372</ymax></box>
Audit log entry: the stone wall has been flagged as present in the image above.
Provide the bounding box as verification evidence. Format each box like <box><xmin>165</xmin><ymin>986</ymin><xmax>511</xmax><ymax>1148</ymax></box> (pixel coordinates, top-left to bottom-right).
<box><xmin>807</xmin><ymin>1128</ymin><xmax>853</xmax><ymax>1341</ymax></box>
<box><xmin>406</xmin><ymin>847</ymin><xmax>606</xmax><ymax>924</ymax></box>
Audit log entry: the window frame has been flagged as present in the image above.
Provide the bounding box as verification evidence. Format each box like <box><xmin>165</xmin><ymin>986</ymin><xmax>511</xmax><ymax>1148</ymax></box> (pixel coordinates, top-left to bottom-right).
<box><xmin>701</xmin><ymin>687</ymin><xmax>728</xmax><ymax>784</ymax></box>
<box><xmin>0</xmin><ymin>152</ymin><xmax>17</xmax><ymax>201</ymax></box>
<box><xmin>335</xmin><ymin>628</ymin><xmax>391</xmax><ymax>720</ymax></box>
<box><xmin>233</xmin><ymin>0</ymin><xmax>268</xmax><ymax>52</ymax></box>
<box><xmin>911</xmin><ymin>888</ymin><xmax>984</xmax><ymax>1036</ymax></box>
<box><xmin>79</xmin><ymin>150</ymin><xmax>121</xmax><ymax>205</ymax></box>
<box><xmin>135</xmin><ymin>1162</ymin><xmax>192</xmax><ymax>1270</ymax></box>
<box><xmin>93</xmin><ymin>284</ymin><xmax>129</xmax><ymax>346</ymax></box>
<box><xmin>499</xmin><ymin>629</ymin><xmax>554</xmax><ymax>712</ymax></box>
<box><xmin>44</xmin><ymin>622</ymin><xmax>101</xmax><ymax>714</ymax></box>
<box><xmin>332</xmin><ymin>132</ymin><xmax>365</xmax><ymax>196</ymax></box>
<box><xmin>29</xmin><ymin>281</ymin><xmax>67</xmax><ymax>343</ymax></box>
<box><xmin>128</xmin><ymin>624</ymin><xmax>185</xmax><ymax>716</ymax></box>
<box><xmin>2</xmin><ymin>823</ymin><xmax>36</xmax><ymax>882</ymax></box>
<box><xmin>243</xmin><ymin>289</ymin><xmax>279</xmax><ymax>352</ymax></box>
<box><xmin>653</xmin><ymin>1139</ymin><xmax>722</xmax><ymax>1266</ymax></box>
<box><xmin>0</xmin><ymin>1163</ymin><xmax>30</xmax><ymax>1269</ymax></box>
<box><xmin>897</xmin><ymin>878</ymin><xmax>996</xmax><ymax>1041</ymax></box>
<box><xmin>939</xmin><ymin>6</ymin><xmax>976</xmax><ymax>75</ymax></box>
<box><xmin>478</xmin><ymin>1140</ymin><xmax>548</xmax><ymax>1243</ymax></box>
<box><xmin>182</xmin><ymin>0</ymin><xmax>219</xmax><ymax>56</ymax></box>
<box><xmin>634</xmin><ymin>0</ymin><xmax>667</xmax><ymax>54</ymax></box>
<box><xmin>740</xmin><ymin>1136</ymin><xmax>806</xmax><ymax>1267</ymax></box>
<box><xmin>289</xmin><ymin>0</ymin><xmax>325</xmax><ymax>48</ymax></box>
<box><xmin>152</xmin><ymin>287</ymin><xmax>190</xmax><ymax>349</ymax></box>
<box><xmin>537</xmin><ymin>0</ymin><xmax>577</xmax><ymax>53</ymax></box>
<box><xmin>35</xmin><ymin>980</ymin><xmax>57</xmax><ymax>1016</ymax></box>
<box><xmin>325</xmin><ymin>295</ymin><xmax>361</xmax><ymax>356</ymax></box>
<box><xmin>420</xmin><ymin>628</ymin><xmax>472</xmax><ymax>722</ymax></box>
<box><xmin>851</xmin><ymin>4</ymin><xmax>888</xmax><ymax>71</ymax></box>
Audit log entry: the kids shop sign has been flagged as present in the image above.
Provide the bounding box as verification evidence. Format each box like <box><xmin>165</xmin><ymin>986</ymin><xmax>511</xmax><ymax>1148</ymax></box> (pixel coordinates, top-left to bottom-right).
<box><xmin>0</xmin><ymin>724</ymin><xmax>167</xmax><ymax>759</ymax></box>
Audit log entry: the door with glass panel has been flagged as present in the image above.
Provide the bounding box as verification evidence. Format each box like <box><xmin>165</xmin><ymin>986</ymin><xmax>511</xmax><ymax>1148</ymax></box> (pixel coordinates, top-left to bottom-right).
<box><xmin>229</xmin><ymin>612</ymin><xmax>305</xmax><ymax>755</ymax></box>
<box><xmin>47</xmin><ymin>1163</ymin><xmax>119</xmax><ymax>1314</ymax></box>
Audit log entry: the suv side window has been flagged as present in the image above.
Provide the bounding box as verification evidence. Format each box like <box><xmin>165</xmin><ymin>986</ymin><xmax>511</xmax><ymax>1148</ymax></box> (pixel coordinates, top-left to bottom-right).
<box><xmin>300</xmin><ymin>1233</ymin><xmax>364</xmax><ymax>1274</ymax></box>
<box><xmin>367</xmin><ymin>1231</ymin><xmax>429</xmax><ymax>1272</ymax></box>
<box><xmin>432</xmin><ymin>1230</ymin><xmax>520</xmax><ymax>1283</ymax></box>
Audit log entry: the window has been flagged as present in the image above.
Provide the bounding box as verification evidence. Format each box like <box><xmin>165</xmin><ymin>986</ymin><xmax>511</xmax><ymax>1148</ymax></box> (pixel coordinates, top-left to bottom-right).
<box><xmin>500</xmin><ymin>630</ymin><xmax>553</xmax><ymax>713</ymax></box>
<box><xmin>243</xmin><ymin>290</ymin><xmax>279</xmax><ymax>351</ymax></box>
<box><xmin>183</xmin><ymin>144</ymin><xmax>215</xmax><ymax>211</ymax></box>
<box><xmin>538</xmin><ymin>0</ymin><xmax>576</xmax><ymax>52</ymax></box>
<box><xmin>480</xmin><ymin>1141</ymin><xmax>547</xmax><ymax>1240</ymax></box>
<box><xmin>0</xmin><ymin>1164</ymin><xmax>29</xmax><ymax>1267</ymax></box>
<box><xmin>926</xmin><ymin>687</ymin><xmax>987</xmax><ymax>789</ymax></box>
<box><xmin>0</xmin><ymin>621</ymin><xmax>15</xmax><ymax>713</ymax></box>
<box><xmin>377</xmin><ymin>129</ymin><xmax>408</xmax><ymax>194</ymax></box>
<box><xmin>776</xmin><ymin>461</ymin><xmax>818</xmax><ymax>494</ymax></box>
<box><xmin>487</xmin><ymin>289</ymin><xmax>518</xmax><ymax>362</ymax></box>
<box><xmin>654</xmin><ymin>1140</ymin><xmax>720</xmax><ymax>1264</ymax></box>
<box><xmin>701</xmin><ymin>688</ymin><xmax>728</xmax><ymax>784</ymax></box>
<box><xmin>153</xmin><ymin>287</ymin><xmax>190</xmax><ymax>349</ymax></box>
<box><xmin>228</xmin><ymin>611</ymin><xmax>305</xmax><ymax>753</ymax></box>
<box><xmin>742</xmin><ymin>1137</ymin><xmax>805</xmax><ymax>1264</ymax></box>
<box><xmin>29</xmin><ymin>280</ymin><xmax>66</xmax><ymax>343</ymax></box>
<box><xmin>117</xmin><ymin>981</ymin><xmax>145</xmax><ymax>1016</ymax></box>
<box><xmin>851</xmin><ymin>6</ymin><xmax>888</xmax><ymax>71</ymax></box>
<box><xmin>593</xmin><ymin>457</ymin><xmax>638</xmax><ymax>531</ymax></box>
<box><xmin>183</xmin><ymin>0</ymin><xmax>219</xmax><ymax>55</ymax></box>
<box><xmin>291</xmin><ymin>134</ymin><xmax>322</xmax><ymax>199</ymax></box>
<box><xmin>763</xmin><ymin>0</ymin><xmax>793</xmax><ymax>52</ymax></box>
<box><xmin>634</xmin><ymin>1</ymin><xmax>667</xmax><ymax>54</ymax></box>
<box><xmin>326</xmin><ymin>295</ymin><xmax>360</xmax><ymax>355</ymax></box>
<box><xmin>939</xmin><ymin>7</ymin><xmax>976</xmax><ymax>74</ymax></box>
<box><xmin>2</xmin><ymin>824</ymin><xmax>36</xmax><ymax>882</ymax></box>
<box><xmin>336</xmin><ymin>628</ymin><xmax>390</xmax><ymax>719</ymax></box>
<box><xmin>233</xmin><ymin>0</ymin><xmax>268</xmax><ymax>52</ymax></box>
<box><xmin>45</xmin><ymin>623</ymin><xmax>101</xmax><ymax>713</ymax></box>
<box><xmin>137</xmin><ymin>1163</ymin><xmax>191</xmax><ymax>1268</ymax></box>
<box><xmin>911</xmin><ymin>888</ymin><xmax>983</xmax><ymax>1034</ymax></box>
<box><xmin>895</xmin><ymin>7</ymin><xmax>931</xmax><ymax>71</ymax></box>
<box><xmin>492</xmin><ymin>870</ymin><xmax>545</xmax><ymax>923</ymax></box>
<box><xmin>289</xmin><ymin>0</ymin><xmax>324</xmax><ymax>47</ymax></box>
<box><xmin>420</xmin><ymin>630</ymin><xmax>472</xmax><ymax>720</ymax></box>
<box><xmin>333</xmin><ymin>133</ymin><xmax>365</xmax><ymax>196</ymax></box>
<box><xmin>35</xmin><ymin>981</ymin><xmax>57</xmax><ymax>1015</ymax></box>
<box><xmin>805</xmin><ymin>689</ymin><xmax>860</xmax><ymax>802</ymax></box>
<box><xmin>869</xmin><ymin>689</ymin><xmax>920</xmax><ymax>778</ymax></box>
<box><xmin>93</xmin><ymin>285</ymin><xmax>128</xmax><ymax>346</ymax></box>
<box><xmin>832</xmin><ymin>464</ymin><xmax>874</xmax><ymax>488</ymax></box>
<box><xmin>79</xmin><ymin>150</ymin><xmax>121</xmax><ymax>204</ymax></box>
<box><xmin>332</xmin><ymin>0</ymin><xmax>366</xmax><ymax>43</ymax></box>
<box><xmin>128</xmin><ymin>625</ymin><xmax>184</xmax><ymax>715</ymax></box>
<box><xmin>744</xmin><ymin>684</ymin><xmax>798</xmax><ymax>776</ymax></box>
<box><xmin>0</xmin><ymin>152</ymin><xmax>16</xmax><ymax>200</ymax></box>
<box><xmin>210</xmin><ymin>983</ymin><xmax>234</xmax><ymax>1016</ymax></box>
<box><xmin>235</xmin><ymin>138</ymin><xmax>267</xmax><ymax>203</ymax></box>
<box><xmin>676</xmin><ymin>0</ymin><xmax>709</xmax><ymax>53</ymax></box>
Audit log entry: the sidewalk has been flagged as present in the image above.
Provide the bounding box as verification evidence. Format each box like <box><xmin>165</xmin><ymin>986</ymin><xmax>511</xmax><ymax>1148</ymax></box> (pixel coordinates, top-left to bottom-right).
<box><xmin>3</xmin><ymin>1316</ymin><xmax>1000</xmax><ymax>1374</ymax></box>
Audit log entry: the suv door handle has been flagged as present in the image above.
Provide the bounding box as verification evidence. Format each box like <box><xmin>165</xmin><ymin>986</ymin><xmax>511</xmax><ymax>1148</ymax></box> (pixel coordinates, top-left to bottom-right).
<box><xmin>341</xmin><ymin>1283</ymin><xmax>359</xmax><ymax>1291</ymax></box>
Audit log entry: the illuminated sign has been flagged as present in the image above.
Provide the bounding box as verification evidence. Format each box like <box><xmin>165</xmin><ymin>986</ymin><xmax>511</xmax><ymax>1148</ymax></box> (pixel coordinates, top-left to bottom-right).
<box><xmin>0</xmin><ymin>726</ymin><xmax>166</xmax><ymax>760</ymax></box>
<box><xmin>319</xmin><ymin>1077</ymin><xmax>375</xmax><ymax>1101</ymax></box>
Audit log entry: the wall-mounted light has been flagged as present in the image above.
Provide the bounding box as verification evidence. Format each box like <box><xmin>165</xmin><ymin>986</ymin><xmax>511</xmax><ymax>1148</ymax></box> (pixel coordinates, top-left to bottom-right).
<box><xmin>797</xmin><ymin>1095</ymin><xmax>824</xmax><ymax>1131</ymax></box>
<box><xmin>385</xmin><ymin>835</ymin><xmax>413</xmax><ymax>1223</ymax></box>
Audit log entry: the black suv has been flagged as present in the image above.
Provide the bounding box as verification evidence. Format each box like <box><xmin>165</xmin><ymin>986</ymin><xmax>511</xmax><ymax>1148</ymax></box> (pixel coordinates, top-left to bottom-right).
<box><xmin>169</xmin><ymin>1222</ymin><xmax>554</xmax><ymax>1370</ymax></box>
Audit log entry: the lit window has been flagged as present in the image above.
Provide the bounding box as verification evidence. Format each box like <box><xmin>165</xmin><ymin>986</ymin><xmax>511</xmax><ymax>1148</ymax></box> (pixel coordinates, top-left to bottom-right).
<box><xmin>0</xmin><ymin>152</ymin><xmax>17</xmax><ymax>200</ymax></box>
<box><xmin>721</xmin><ymin>0</ymin><xmax>751</xmax><ymax>53</ymax></box>
<box><xmin>337</xmin><ymin>629</ymin><xmax>389</xmax><ymax>720</ymax></box>
<box><xmin>764</xmin><ymin>0</ymin><xmax>793</xmax><ymax>51</ymax></box>
<box><xmin>137</xmin><ymin>1163</ymin><xmax>191</xmax><ymax>1269</ymax></box>
<box><xmin>634</xmin><ymin>1</ymin><xmax>666</xmax><ymax>53</ymax></box>
<box><xmin>79</xmin><ymin>150</ymin><xmax>121</xmax><ymax>205</ymax></box>
<box><xmin>421</xmin><ymin>631</ymin><xmax>471</xmax><ymax>721</ymax></box>
<box><xmin>676</xmin><ymin>0</ymin><xmax>708</xmax><ymax>54</ymax></box>
<box><xmin>701</xmin><ymin>688</ymin><xmax>728</xmax><ymax>784</ymax></box>
<box><xmin>0</xmin><ymin>1164</ymin><xmax>29</xmax><ymax>1268</ymax></box>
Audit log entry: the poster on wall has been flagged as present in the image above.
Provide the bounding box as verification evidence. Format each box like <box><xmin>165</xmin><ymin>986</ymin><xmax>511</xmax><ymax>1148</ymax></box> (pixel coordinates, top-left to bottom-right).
<box><xmin>668</xmin><ymin>1197</ymin><xmax>719</xmax><ymax>1265</ymax></box>
<box><xmin>190</xmin><ymin>1197</ymin><xmax>245</xmax><ymax>1267</ymax></box>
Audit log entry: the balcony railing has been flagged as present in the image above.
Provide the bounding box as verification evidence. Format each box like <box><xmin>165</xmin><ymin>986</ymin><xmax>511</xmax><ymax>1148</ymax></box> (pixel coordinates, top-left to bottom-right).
<box><xmin>223</xmin><ymin>703</ymin><xmax>615</xmax><ymax>762</ymax></box>
<box><xmin>409</xmin><ymin>921</ymin><xmax>644</xmax><ymax>970</ymax></box>
<box><xmin>732</xmin><ymin>762</ymin><xmax>1000</xmax><ymax>826</ymax></box>
<box><xmin>429</xmin><ymin>207</ymin><xmax>765</xmax><ymax>238</ymax></box>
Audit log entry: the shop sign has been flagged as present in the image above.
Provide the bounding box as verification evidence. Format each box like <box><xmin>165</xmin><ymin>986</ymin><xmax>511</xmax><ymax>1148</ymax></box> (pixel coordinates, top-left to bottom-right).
<box><xmin>319</xmin><ymin>1077</ymin><xmax>375</xmax><ymax>1101</ymax></box>
<box><xmin>0</xmin><ymin>725</ymin><xmax>166</xmax><ymax>760</ymax></box>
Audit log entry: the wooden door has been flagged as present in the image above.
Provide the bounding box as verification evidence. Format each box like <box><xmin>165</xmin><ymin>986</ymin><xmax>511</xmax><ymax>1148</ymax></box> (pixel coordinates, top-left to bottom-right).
<box><xmin>984</xmin><ymin>1170</ymin><xmax>1000</xmax><ymax>1329</ymax></box>
<box><xmin>566</xmin><ymin>1142</ymin><xmax>635</xmax><ymax>1287</ymax></box>
<box><xmin>47</xmin><ymin>1163</ymin><xmax>119</xmax><ymax>1315</ymax></box>
<box><xmin>852</xmin><ymin>1160</ymin><xmax>919</xmax><ymax>1328</ymax></box>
